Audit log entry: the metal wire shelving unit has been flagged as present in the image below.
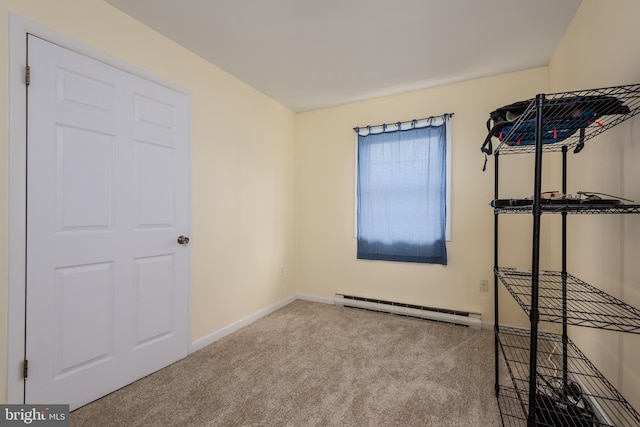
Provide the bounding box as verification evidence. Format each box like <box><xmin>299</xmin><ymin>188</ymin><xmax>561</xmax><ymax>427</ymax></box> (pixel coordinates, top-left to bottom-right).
<box><xmin>490</xmin><ymin>83</ymin><xmax>640</xmax><ymax>426</ymax></box>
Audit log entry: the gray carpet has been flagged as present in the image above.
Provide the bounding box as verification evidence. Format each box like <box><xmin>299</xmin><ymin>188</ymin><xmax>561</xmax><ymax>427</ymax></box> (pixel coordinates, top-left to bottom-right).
<box><xmin>71</xmin><ymin>300</ymin><xmax>502</xmax><ymax>426</ymax></box>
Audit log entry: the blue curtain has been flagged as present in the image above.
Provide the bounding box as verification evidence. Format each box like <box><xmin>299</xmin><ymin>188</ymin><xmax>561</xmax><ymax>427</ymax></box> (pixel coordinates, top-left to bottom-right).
<box><xmin>357</xmin><ymin>120</ymin><xmax>447</xmax><ymax>264</ymax></box>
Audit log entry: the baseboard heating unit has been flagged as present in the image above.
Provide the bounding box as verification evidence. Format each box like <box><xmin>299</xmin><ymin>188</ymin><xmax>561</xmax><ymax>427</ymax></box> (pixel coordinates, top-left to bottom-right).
<box><xmin>334</xmin><ymin>294</ymin><xmax>482</xmax><ymax>329</ymax></box>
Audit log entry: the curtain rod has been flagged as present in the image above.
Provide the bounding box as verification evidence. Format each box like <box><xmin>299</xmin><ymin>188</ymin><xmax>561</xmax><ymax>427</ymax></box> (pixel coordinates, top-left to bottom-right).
<box><xmin>354</xmin><ymin>112</ymin><xmax>453</xmax><ymax>135</ymax></box>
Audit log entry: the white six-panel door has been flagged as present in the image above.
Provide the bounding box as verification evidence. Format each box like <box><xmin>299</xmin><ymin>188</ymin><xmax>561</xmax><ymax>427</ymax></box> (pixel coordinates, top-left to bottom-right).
<box><xmin>26</xmin><ymin>35</ymin><xmax>190</xmax><ymax>410</ymax></box>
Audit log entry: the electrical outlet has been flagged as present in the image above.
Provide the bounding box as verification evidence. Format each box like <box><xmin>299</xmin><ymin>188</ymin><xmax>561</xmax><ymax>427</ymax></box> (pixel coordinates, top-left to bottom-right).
<box><xmin>280</xmin><ymin>266</ymin><xmax>285</xmax><ymax>277</ymax></box>
<box><xmin>479</xmin><ymin>279</ymin><xmax>489</xmax><ymax>292</ymax></box>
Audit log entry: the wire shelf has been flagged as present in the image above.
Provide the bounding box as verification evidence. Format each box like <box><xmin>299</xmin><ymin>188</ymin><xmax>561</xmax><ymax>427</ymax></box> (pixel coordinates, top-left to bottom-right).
<box><xmin>493</xmin><ymin>84</ymin><xmax>640</xmax><ymax>155</ymax></box>
<box><xmin>496</xmin><ymin>268</ymin><xmax>640</xmax><ymax>333</ymax></box>
<box><xmin>497</xmin><ymin>326</ymin><xmax>640</xmax><ymax>426</ymax></box>
<box><xmin>497</xmin><ymin>386</ymin><xmax>527</xmax><ymax>427</ymax></box>
<box><xmin>494</xmin><ymin>204</ymin><xmax>640</xmax><ymax>215</ymax></box>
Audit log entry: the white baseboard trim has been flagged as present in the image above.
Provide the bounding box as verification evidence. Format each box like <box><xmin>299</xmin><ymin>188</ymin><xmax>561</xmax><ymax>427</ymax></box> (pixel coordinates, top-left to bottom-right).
<box><xmin>296</xmin><ymin>293</ymin><xmax>334</xmax><ymax>305</ymax></box>
<box><xmin>190</xmin><ymin>295</ymin><xmax>296</xmax><ymax>353</ymax></box>
<box><xmin>191</xmin><ymin>293</ymin><xmax>495</xmax><ymax>354</ymax></box>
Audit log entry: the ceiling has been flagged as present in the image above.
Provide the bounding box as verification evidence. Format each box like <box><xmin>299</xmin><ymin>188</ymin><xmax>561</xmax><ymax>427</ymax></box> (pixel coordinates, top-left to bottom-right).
<box><xmin>105</xmin><ymin>0</ymin><xmax>582</xmax><ymax>112</ymax></box>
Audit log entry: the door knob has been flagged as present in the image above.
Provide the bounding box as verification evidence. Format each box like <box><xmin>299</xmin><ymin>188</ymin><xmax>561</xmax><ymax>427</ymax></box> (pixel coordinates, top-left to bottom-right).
<box><xmin>177</xmin><ymin>235</ymin><xmax>190</xmax><ymax>245</ymax></box>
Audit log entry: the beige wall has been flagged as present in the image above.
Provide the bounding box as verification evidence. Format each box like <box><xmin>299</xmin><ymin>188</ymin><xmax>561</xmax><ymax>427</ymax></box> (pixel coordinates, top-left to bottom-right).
<box><xmin>0</xmin><ymin>0</ymin><xmax>296</xmax><ymax>403</ymax></box>
<box><xmin>548</xmin><ymin>0</ymin><xmax>640</xmax><ymax>410</ymax></box>
<box><xmin>295</xmin><ymin>67</ymin><xmax>548</xmax><ymax>326</ymax></box>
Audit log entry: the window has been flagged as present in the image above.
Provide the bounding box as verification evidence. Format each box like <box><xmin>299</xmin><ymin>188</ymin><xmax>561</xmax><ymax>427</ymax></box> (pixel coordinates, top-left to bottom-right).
<box><xmin>355</xmin><ymin>114</ymin><xmax>451</xmax><ymax>265</ymax></box>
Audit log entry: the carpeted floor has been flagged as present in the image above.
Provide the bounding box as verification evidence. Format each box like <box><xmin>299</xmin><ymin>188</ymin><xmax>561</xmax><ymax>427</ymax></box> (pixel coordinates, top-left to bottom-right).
<box><xmin>71</xmin><ymin>300</ymin><xmax>502</xmax><ymax>426</ymax></box>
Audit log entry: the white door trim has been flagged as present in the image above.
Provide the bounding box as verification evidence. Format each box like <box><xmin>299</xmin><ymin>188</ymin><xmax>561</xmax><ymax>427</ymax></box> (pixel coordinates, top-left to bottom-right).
<box><xmin>7</xmin><ymin>13</ymin><xmax>193</xmax><ymax>403</ymax></box>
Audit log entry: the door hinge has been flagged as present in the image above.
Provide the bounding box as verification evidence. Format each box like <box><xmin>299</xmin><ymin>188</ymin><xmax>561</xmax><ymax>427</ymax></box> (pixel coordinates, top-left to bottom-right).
<box><xmin>25</xmin><ymin>66</ymin><xmax>30</xmax><ymax>86</ymax></box>
<box><xmin>23</xmin><ymin>360</ymin><xmax>28</xmax><ymax>379</ymax></box>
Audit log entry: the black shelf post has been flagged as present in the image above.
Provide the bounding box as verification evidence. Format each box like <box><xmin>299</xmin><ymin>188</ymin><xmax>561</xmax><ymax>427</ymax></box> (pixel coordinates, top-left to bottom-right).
<box><xmin>494</xmin><ymin>152</ymin><xmax>500</xmax><ymax>398</ymax></box>
<box><xmin>527</xmin><ymin>94</ymin><xmax>545</xmax><ymax>427</ymax></box>
<box><xmin>562</xmin><ymin>146</ymin><xmax>569</xmax><ymax>393</ymax></box>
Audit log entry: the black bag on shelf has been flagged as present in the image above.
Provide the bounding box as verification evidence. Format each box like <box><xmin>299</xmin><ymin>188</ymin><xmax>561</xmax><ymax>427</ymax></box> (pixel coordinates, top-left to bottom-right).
<box><xmin>535</xmin><ymin>392</ymin><xmax>596</xmax><ymax>427</ymax></box>
<box><xmin>480</xmin><ymin>95</ymin><xmax>630</xmax><ymax>158</ymax></box>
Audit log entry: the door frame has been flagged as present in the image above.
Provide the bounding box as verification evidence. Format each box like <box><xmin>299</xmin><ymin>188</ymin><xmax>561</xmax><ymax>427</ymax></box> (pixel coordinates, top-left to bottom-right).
<box><xmin>7</xmin><ymin>13</ymin><xmax>193</xmax><ymax>403</ymax></box>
